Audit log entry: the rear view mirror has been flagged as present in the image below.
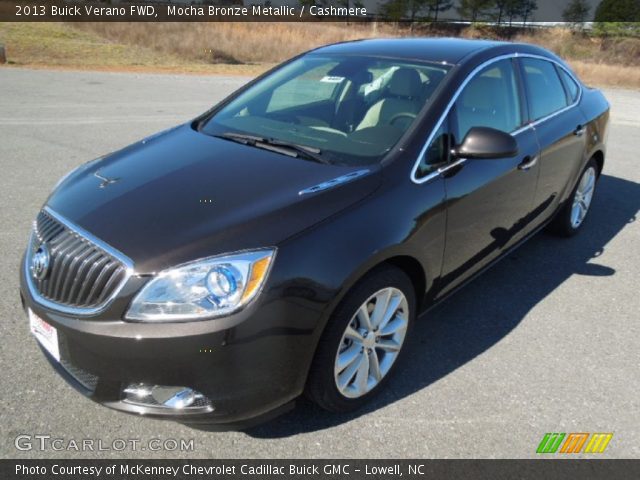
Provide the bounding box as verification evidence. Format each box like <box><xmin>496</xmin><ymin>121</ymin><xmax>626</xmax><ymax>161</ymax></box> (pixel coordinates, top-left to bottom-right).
<box><xmin>452</xmin><ymin>126</ymin><xmax>518</xmax><ymax>159</ymax></box>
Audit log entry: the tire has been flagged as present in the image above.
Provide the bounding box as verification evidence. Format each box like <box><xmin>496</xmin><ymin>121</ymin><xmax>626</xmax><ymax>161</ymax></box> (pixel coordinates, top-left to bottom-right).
<box><xmin>306</xmin><ymin>265</ymin><xmax>416</xmax><ymax>413</ymax></box>
<box><xmin>548</xmin><ymin>158</ymin><xmax>599</xmax><ymax>237</ymax></box>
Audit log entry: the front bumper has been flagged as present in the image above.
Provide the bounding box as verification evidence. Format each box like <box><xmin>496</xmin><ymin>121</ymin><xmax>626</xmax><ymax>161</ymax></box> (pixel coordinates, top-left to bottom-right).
<box><xmin>19</xmin><ymin>264</ymin><xmax>323</xmax><ymax>427</ymax></box>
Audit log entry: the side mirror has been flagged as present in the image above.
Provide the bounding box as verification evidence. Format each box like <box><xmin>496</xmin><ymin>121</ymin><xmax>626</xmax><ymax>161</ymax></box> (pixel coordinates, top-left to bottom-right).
<box><xmin>452</xmin><ymin>126</ymin><xmax>518</xmax><ymax>160</ymax></box>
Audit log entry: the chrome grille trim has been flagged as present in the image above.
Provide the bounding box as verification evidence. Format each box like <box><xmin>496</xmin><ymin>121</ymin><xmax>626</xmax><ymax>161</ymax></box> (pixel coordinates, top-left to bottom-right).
<box><xmin>24</xmin><ymin>206</ymin><xmax>134</xmax><ymax>316</ymax></box>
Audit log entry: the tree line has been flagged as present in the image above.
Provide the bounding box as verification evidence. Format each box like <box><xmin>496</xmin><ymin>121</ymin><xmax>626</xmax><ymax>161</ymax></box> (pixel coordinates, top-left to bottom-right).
<box><xmin>371</xmin><ymin>0</ymin><xmax>640</xmax><ymax>31</ymax></box>
<box><xmin>379</xmin><ymin>0</ymin><xmax>538</xmax><ymax>24</ymax></box>
<box><xmin>563</xmin><ymin>0</ymin><xmax>640</xmax><ymax>36</ymax></box>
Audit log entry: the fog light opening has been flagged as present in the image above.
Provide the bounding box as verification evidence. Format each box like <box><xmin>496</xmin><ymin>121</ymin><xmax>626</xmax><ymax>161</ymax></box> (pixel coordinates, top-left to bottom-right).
<box><xmin>123</xmin><ymin>384</ymin><xmax>213</xmax><ymax>412</ymax></box>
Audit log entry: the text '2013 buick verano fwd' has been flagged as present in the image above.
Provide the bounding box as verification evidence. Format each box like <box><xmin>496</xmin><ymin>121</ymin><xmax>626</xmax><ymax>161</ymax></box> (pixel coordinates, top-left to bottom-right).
<box><xmin>20</xmin><ymin>38</ymin><xmax>609</xmax><ymax>427</ymax></box>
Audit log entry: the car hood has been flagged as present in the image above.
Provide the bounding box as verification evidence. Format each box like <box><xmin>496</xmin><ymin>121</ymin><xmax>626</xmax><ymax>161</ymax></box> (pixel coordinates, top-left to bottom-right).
<box><xmin>46</xmin><ymin>124</ymin><xmax>381</xmax><ymax>273</ymax></box>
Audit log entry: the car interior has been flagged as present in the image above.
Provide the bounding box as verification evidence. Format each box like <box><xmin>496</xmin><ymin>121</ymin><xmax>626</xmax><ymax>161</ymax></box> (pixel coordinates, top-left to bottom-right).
<box><xmin>206</xmin><ymin>56</ymin><xmax>451</xmax><ymax>163</ymax></box>
<box><xmin>355</xmin><ymin>67</ymin><xmax>424</xmax><ymax>131</ymax></box>
<box><xmin>521</xmin><ymin>60</ymin><xmax>569</xmax><ymax>120</ymax></box>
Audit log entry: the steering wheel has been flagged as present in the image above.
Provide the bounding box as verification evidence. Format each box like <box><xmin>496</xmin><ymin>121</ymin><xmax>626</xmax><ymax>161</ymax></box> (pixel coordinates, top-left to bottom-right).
<box><xmin>389</xmin><ymin>112</ymin><xmax>417</xmax><ymax>126</ymax></box>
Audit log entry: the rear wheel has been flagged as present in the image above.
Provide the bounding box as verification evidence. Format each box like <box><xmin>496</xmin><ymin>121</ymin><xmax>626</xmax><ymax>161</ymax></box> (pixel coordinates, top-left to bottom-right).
<box><xmin>306</xmin><ymin>265</ymin><xmax>415</xmax><ymax>412</ymax></box>
<box><xmin>549</xmin><ymin>158</ymin><xmax>598</xmax><ymax>237</ymax></box>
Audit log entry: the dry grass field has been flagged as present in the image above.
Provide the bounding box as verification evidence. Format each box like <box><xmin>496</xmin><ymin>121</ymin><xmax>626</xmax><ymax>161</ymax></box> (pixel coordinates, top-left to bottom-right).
<box><xmin>1</xmin><ymin>22</ymin><xmax>639</xmax><ymax>88</ymax></box>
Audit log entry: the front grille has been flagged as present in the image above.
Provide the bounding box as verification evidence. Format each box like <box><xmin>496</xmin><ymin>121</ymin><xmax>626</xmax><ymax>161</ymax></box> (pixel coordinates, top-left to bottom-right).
<box><xmin>27</xmin><ymin>208</ymin><xmax>130</xmax><ymax>313</ymax></box>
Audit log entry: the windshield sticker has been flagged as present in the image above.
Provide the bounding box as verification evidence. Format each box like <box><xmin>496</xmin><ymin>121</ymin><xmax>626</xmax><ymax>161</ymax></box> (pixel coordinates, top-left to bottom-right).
<box><xmin>320</xmin><ymin>76</ymin><xmax>344</xmax><ymax>83</ymax></box>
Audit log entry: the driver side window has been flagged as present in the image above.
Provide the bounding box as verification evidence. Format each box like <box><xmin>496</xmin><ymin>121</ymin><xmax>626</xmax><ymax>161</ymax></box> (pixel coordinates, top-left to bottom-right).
<box><xmin>451</xmin><ymin>59</ymin><xmax>522</xmax><ymax>144</ymax></box>
<box><xmin>415</xmin><ymin>59</ymin><xmax>521</xmax><ymax>180</ymax></box>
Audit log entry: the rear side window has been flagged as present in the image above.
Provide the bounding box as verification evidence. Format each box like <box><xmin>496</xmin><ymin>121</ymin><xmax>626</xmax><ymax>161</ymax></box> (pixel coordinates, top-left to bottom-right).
<box><xmin>521</xmin><ymin>58</ymin><xmax>569</xmax><ymax>121</ymax></box>
<box><xmin>558</xmin><ymin>68</ymin><xmax>580</xmax><ymax>103</ymax></box>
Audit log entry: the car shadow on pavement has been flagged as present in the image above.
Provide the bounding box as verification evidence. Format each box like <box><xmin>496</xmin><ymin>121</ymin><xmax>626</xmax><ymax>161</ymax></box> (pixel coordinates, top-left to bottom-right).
<box><xmin>242</xmin><ymin>173</ymin><xmax>638</xmax><ymax>438</ymax></box>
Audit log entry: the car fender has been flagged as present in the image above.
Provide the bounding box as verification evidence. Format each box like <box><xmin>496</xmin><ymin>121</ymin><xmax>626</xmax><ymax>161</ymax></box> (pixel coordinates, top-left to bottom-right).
<box><xmin>274</xmin><ymin>173</ymin><xmax>447</xmax><ymax>386</ymax></box>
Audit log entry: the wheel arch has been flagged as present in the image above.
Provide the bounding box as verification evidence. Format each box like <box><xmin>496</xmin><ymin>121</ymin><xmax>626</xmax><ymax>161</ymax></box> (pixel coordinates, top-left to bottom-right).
<box><xmin>382</xmin><ymin>255</ymin><xmax>428</xmax><ymax>312</ymax></box>
<box><xmin>329</xmin><ymin>253</ymin><xmax>430</xmax><ymax>323</ymax></box>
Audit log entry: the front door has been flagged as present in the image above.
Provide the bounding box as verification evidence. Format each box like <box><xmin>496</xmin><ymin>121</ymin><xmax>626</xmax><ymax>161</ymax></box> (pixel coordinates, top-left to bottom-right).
<box><xmin>437</xmin><ymin>58</ymin><xmax>541</xmax><ymax>296</ymax></box>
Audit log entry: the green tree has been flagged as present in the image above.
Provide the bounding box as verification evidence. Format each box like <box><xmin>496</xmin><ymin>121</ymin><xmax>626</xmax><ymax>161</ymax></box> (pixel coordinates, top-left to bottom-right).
<box><xmin>425</xmin><ymin>0</ymin><xmax>453</xmax><ymax>21</ymax></box>
<box><xmin>490</xmin><ymin>0</ymin><xmax>538</xmax><ymax>25</ymax></box>
<box><xmin>378</xmin><ymin>0</ymin><xmax>429</xmax><ymax>22</ymax></box>
<box><xmin>518</xmin><ymin>0</ymin><xmax>537</xmax><ymax>25</ymax></box>
<box><xmin>494</xmin><ymin>0</ymin><xmax>507</xmax><ymax>23</ymax></box>
<box><xmin>379</xmin><ymin>0</ymin><xmax>408</xmax><ymax>21</ymax></box>
<box><xmin>407</xmin><ymin>0</ymin><xmax>429</xmax><ymax>22</ymax></box>
<box><xmin>490</xmin><ymin>0</ymin><xmax>533</xmax><ymax>25</ymax></box>
<box><xmin>594</xmin><ymin>0</ymin><xmax>640</xmax><ymax>21</ymax></box>
<box><xmin>593</xmin><ymin>0</ymin><xmax>640</xmax><ymax>36</ymax></box>
<box><xmin>504</xmin><ymin>0</ymin><xmax>523</xmax><ymax>25</ymax></box>
<box><xmin>457</xmin><ymin>0</ymin><xmax>493</xmax><ymax>21</ymax></box>
<box><xmin>562</xmin><ymin>0</ymin><xmax>591</xmax><ymax>28</ymax></box>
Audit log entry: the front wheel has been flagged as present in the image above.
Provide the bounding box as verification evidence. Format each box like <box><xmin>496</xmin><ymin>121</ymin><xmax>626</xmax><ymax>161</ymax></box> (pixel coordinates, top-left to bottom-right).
<box><xmin>306</xmin><ymin>265</ymin><xmax>416</xmax><ymax>412</ymax></box>
<box><xmin>548</xmin><ymin>158</ymin><xmax>598</xmax><ymax>237</ymax></box>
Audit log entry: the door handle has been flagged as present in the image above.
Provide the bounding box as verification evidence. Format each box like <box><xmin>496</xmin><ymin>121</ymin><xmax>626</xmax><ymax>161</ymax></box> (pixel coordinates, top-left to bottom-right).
<box><xmin>574</xmin><ymin>125</ymin><xmax>586</xmax><ymax>137</ymax></box>
<box><xmin>518</xmin><ymin>155</ymin><xmax>538</xmax><ymax>171</ymax></box>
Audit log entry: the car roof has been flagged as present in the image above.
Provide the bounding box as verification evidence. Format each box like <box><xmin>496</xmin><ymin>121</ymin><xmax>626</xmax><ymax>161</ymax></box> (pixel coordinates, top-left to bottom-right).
<box><xmin>311</xmin><ymin>38</ymin><xmax>511</xmax><ymax>65</ymax></box>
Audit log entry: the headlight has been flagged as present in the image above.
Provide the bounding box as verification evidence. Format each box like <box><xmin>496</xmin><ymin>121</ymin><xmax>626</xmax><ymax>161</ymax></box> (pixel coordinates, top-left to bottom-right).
<box><xmin>125</xmin><ymin>249</ymin><xmax>275</xmax><ymax>322</ymax></box>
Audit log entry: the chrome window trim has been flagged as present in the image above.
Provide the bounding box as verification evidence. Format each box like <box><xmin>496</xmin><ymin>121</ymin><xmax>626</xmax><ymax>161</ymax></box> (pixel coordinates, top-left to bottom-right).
<box><xmin>24</xmin><ymin>206</ymin><xmax>135</xmax><ymax>316</ymax></box>
<box><xmin>411</xmin><ymin>53</ymin><xmax>582</xmax><ymax>185</ymax></box>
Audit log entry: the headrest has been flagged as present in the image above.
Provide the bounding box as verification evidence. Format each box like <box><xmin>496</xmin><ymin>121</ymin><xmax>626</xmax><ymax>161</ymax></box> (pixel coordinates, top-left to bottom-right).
<box><xmin>388</xmin><ymin>68</ymin><xmax>422</xmax><ymax>98</ymax></box>
<box><xmin>426</xmin><ymin>69</ymin><xmax>445</xmax><ymax>85</ymax></box>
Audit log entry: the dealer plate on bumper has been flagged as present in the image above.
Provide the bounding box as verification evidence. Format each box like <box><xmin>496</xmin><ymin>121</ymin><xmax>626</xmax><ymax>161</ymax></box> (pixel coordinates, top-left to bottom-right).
<box><xmin>29</xmin><ymin>309</ymin><xmax>60</xmax><ymax>362</ymax></box>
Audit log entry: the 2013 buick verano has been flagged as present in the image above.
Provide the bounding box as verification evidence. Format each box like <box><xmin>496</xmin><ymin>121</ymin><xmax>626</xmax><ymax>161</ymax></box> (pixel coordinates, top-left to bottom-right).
<box><xmin>20</xmin><ymin>38</ymin><xmax>609</xmax><ymax>427</ymax></box>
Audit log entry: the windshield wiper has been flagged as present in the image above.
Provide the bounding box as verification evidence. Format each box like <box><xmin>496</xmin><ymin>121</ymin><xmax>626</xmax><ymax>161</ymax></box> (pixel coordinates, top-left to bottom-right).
<box><xmin>214</xmin><ymin>132</ymin><xmax>332</xmax><ymax>165</ymax></box>
<box><xmin>215</xmin><ymin>132</ymin><xmax>266</xmax><ymax>144</ymax></box>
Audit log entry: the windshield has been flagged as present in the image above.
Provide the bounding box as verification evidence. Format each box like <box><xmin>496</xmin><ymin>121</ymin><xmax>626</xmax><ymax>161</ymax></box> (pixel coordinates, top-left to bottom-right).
<box><xmin>199</xmin><ymin>54</ymin><xmax>450</xmax><ymax>166</ymax></box>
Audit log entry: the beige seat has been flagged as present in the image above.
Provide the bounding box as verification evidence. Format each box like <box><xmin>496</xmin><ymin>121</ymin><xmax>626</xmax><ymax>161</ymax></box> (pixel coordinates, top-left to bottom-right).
<box><xmin>356</xmin><ymin>68</ymin><xmax>422</xmax><ymax>131</ymax></box>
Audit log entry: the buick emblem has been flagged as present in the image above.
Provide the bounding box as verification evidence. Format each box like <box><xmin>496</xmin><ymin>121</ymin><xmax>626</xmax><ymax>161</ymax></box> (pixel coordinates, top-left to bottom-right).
<box><xmin>31</xmin><ymin>244</ymin><xmax>51</xmax><ymax>281</ymax></box>
<box><xmin>94</xmin><ymin>170</ymin><xmax>120</xmax><ymax>189</ymax></box>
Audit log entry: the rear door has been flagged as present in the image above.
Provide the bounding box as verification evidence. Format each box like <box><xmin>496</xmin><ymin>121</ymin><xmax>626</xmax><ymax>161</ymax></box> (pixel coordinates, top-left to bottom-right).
<box><xmin>517</xmin><ymin>57</ymin><xmax>588</xmax><ymax>222</ymax></box>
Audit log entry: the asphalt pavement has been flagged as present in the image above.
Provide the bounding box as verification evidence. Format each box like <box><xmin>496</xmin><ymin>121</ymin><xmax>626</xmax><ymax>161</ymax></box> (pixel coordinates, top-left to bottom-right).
<box><xmin>0</xmin><ymin>68</ymin><xmax>638</xmax><ymax>458</ymax></box>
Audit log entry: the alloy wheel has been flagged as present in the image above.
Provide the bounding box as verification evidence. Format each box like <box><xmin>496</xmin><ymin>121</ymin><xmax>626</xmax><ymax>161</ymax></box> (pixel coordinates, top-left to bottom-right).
<box><xmin>334</xmin><ymin>287</ymin><xmax>409</xmax><ymax>399</ymax></box>
<box><xmin>571</xmin><ymin>166</ymin><xmax>596</xmax><ymax>228</ymax></box>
